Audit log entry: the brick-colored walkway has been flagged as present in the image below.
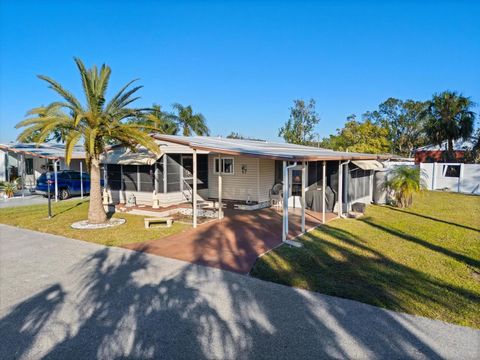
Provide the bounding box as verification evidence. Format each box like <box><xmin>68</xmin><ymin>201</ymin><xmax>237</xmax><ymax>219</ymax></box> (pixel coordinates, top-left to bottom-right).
<box><xmin>123</xmin><ymin>208</ymin><xmax>336</xmax><ymax>274</ymax></box>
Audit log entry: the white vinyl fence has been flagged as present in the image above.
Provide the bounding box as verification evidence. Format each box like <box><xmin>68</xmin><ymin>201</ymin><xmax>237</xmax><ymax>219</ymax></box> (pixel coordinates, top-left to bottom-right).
<box><xmin>420</xmin><ymin>163</ymin><xmax>480</xmax><ymax>195</ymax></box>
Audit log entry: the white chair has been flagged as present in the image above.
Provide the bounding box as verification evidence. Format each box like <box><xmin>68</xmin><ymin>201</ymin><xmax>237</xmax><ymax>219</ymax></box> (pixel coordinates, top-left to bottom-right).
<box><xmin>269</xmin><ymin>183</ymin><xmax>284</xmax><ymax>209</ymax></box>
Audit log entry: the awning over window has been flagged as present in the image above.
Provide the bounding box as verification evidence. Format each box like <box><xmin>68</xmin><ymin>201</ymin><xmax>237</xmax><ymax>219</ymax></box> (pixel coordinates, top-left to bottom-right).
<box><xmin>101</xmin><ymin>147</ymin><xmax>162</xmax><ymax>165</ymax></box>
<box><xmin>351</xmin><ymin>160</ymin><xmax>384</xmax><ymax>170</ymax></box>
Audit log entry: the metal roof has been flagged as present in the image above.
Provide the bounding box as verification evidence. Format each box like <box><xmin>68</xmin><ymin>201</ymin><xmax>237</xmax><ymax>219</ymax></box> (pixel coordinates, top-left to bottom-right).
<box><xmin>152</xmin><ymin>135</ymin><xmax>384</xmax><ymax>161</ymax></box>
<box><xmin>415</xmin><ymin>138</ymin><xmax>475</xmax><ymax>152</ymax></box>
<box><xmin>0</xmin><ymin>142</ymin><xmax>85</xmax><ymax>160</ymax></box>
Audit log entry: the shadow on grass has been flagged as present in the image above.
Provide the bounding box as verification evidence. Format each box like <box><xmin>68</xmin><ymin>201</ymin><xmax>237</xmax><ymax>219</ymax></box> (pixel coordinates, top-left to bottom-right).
<box><xmin>252</xmin><ymin>223</ymin><xmax>480</xmax><ymax>329</ymax></box>
<box><xmin>0</xmin><ymin>242</ymin><xmax>451</xmax><ymax>359</ymax></box>
<box><xmin>51</xmin><ymin>201</ymin><xmax>85</xmax><ymax>218</ymax></box>
<box><xmin>384</xmin><ymin>206</ymin><xmax>480</xmax><ymax>233</ymax></box>
<box><xmin>360</xmin><ymin>217</ymin><xmax>480</xmax><ymax>269</ymax></box>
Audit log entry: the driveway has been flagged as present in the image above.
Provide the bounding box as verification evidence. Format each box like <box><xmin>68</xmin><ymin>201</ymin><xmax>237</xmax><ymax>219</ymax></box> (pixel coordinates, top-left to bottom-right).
<box><xmin>0</xmin><ymin>224</ymin><xmax>479</xmax><ymax>359</ymax></box>
<box><xmin>0</xmin><ymin>195</ymin><xmax>88</xmax><ymax>208</ymax></box>
<box><xmin>123</xmin><ymin>208</ymin><xmax>337</xmax><ymax>274</ymax></box>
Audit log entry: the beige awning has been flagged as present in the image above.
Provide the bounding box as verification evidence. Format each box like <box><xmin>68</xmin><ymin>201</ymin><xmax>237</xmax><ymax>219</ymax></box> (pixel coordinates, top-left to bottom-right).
<box><xmin>101</xmin><ymin>146</ymin><xmax>161</xmax><ymax>165</ymax></box>
<box><xmin>351</xmin><ymin>160</ymin><xmax>384</xmax><ymax>170</ymax></box>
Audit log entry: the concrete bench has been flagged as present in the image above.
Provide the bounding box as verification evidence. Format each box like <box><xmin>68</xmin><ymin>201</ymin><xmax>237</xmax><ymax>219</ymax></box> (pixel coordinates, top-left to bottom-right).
<box><xmin>144</xmin><ymin>217</ymin><xmax>173</xmax><ymax>228</ymax></box>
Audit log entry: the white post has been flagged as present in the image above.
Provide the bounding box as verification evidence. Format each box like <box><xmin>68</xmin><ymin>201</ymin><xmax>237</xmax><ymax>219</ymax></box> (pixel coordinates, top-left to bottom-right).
<box><xmin>458</xmin><ymin>163</ymin><xmax>464</xmax><ymax>193</ymax></box>
<box><xmin>193</xmin><ymin>149</ymin><xmax>198</xmax><ymax>228</ymax></box>
<box><xmin>282</xmin><ymin>161</ymin><xmax>288</xmax><ymax>242</ymax></box>
<box><xmin>432</xmin><ymin>162</ymin><xmax>437</xmax><ymax>190</ymax></box>
<box><xmin>54</xmin><ymin>159</ymin><xmax>59</xmax><ymax>202</ymax></box>
<box><xmin>337</xmin><ymin>161</ymin><xmax>342</xmax><ymax>218</ymax></box>
<box><xmin>218</xmin><ymin>155</ymin><xmax>223</xmax><ymax>219</ymax></box>
<box><xmin>322</xmin><ymin>160</ymin><xmax>326</xmax><ymax>224</ymax></box>
<box><xmin>301</xmin><ymin>162</ymin><xmax>306</xmax><ymax>233</ymax></box>
<box><xmin>80</xmin><ymin>161</ymin><xmax>84</xmax><ymax>199</ymax></box>
<box><xmin>21</xmin><ymin>154</ymin><xmax>25</xmax><ymax>198</ymax></box>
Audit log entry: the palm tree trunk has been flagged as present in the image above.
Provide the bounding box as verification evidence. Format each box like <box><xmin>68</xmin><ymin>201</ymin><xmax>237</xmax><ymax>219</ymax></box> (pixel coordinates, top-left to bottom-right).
<box><xmin>88</xmin><ymin>157</ymin><xmax>107</xmax><ymax>224</ymax></box>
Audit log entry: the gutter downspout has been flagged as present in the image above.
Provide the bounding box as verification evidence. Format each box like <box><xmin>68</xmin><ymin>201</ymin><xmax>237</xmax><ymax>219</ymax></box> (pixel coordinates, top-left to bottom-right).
<box><xmin>283</xmin><ymin>161</ymin><xmax>300</xmax><ymax>246</ymax></box>
<box><xmin>338</xmin><ymin>160</ymin><xmax>350</xmax><ymax>218</ymax></box>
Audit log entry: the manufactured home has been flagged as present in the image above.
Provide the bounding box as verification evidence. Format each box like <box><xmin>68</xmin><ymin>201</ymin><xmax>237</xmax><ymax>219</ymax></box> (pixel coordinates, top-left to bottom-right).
<box><xmin>100</xmin><ymin>135</ymin><xmax>385</xmax><ymax>241</ymax></box>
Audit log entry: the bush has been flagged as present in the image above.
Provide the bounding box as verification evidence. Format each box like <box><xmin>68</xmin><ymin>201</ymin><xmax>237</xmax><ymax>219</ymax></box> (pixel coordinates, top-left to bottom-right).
<box><xmin>385</xmin><ymin>166</ymin><xmax>426</xmax><ymax>208</ymax></box>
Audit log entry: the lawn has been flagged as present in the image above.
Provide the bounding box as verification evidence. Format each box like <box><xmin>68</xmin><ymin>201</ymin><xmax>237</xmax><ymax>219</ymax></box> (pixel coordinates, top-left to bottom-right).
<box><xmin>0</xmin><ymin>200</ymin><xmax>189</xmax><ymax>247</ymax></box>
<box><xmin>251</xmin><ymin>191</ymin><xmax>480</xmax><ymax>328</ymax></box>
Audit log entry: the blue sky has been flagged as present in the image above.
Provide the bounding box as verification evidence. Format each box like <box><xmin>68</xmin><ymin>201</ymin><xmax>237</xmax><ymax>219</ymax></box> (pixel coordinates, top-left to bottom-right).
<box><xmin>1</xmin><ymin>0</ymin><xmax>479</xmax><ymax>143</ymax></box>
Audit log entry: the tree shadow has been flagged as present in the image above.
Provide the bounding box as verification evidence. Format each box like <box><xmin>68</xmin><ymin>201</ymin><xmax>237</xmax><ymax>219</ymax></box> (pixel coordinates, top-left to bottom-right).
<box><xmin>360</xmin><ymin>217</ymin><xmax>480</xmax><ymax>269</ymax></box>
<box><xmin>384</xmin><ymin>206</ymin><xmax>480</xmax><ymax>233</ymax></box>
<box><xmin>0</xmin><ymin>239</ymin><xmax>455</xmax><ymax>359</ymax></box>
<box><xmin>253</xmin><ymin>223</ymin><xmax>480</xmax><ymax>329</ymax></box>
<box><xmin>51</xmin><ymin>201</ymin><xmax>84</xmax><ymax>217</ymax></box>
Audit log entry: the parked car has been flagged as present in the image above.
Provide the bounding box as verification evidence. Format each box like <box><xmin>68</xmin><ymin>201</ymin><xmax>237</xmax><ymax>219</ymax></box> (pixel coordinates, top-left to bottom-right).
<box><xmin>36</xmin><ymin>170</ymin><xmax>98</xmax><ymax>200</ymax></box>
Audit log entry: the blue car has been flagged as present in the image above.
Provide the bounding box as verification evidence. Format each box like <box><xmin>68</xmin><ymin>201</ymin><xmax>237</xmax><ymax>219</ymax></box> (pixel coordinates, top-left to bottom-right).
<box><xmin>36</xmin><ymin>170</ymin><xmax>96</xmax><ymax>200</ymax></box>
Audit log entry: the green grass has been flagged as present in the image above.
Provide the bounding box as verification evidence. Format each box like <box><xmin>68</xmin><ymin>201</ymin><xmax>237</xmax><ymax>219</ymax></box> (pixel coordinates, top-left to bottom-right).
<box><xmin>251</xmin><ymin>191</ymin><xmax>480</xmax><ymax>328</ymax></box>
<box><xmin>0</xmin><ymin>200</ymin><xmax>189</xmax><ymax>247</ymax></box>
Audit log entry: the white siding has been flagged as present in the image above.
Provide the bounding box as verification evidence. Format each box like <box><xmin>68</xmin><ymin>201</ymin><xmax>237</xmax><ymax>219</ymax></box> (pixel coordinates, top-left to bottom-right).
<box><xmin>208</xmin><ymin>155</ymin><xmax>275</xmax><ymax>202</ymax></box>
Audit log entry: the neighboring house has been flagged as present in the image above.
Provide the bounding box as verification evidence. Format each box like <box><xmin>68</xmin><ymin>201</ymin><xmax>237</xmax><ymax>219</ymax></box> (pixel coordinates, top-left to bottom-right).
<box><xmin>0</xmin><ymin>143</ymin><xmax>86</xmax><ymax>190</ymax></box>
<box><xmin>414</xmin><ymin>138</ymin><xmax>475</xmax><ymax>164</ymax></box>
<box><xmin>100</xmin><ymin>135</ymin><xmax>387</xmax><ymax>239</ymax></box>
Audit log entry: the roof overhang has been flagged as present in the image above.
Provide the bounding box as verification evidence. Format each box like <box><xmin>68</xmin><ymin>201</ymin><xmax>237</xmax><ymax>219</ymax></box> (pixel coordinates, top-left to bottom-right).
<box><xmin>152</xmin><ymin>134</ymin><xmax>385</xmax><ymax>162</ymax></box>
<box><xmin>351</xmin><ymin>160</ymin><xmax>384</xmax><ymax>170</ymax></box>
<box><xmin>101</xmin><ymin>146</ymin><xmax>162</xmax><ymax>165</ymax></box>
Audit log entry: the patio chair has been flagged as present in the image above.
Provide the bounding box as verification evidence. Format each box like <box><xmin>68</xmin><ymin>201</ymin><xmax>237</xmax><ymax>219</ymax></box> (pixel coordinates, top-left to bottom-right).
<box><xmin>269</xmin><ymin>183</ymin><xmax>283</xmax><ymax>209</ymax></box>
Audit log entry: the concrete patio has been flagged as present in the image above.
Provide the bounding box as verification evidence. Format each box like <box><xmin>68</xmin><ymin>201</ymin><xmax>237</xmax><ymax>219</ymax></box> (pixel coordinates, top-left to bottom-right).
<box><xmin>123</xmin><ymin>208</ymin><xmax>337</xmax><ymax>274</ymax></box>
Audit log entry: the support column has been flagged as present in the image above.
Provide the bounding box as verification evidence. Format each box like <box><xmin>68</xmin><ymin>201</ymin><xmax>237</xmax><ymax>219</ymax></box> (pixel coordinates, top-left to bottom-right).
<box><xmin>218</xmin><ymin>155</ymin><xmax>223</xmax><ymax>219</ymax></box>
<box><xmin>282</xmin><ymin>161</ymin><xmax>288</xmax><ymax>242</ymax></box>
<box><xmin>322</xmin><ymin>160</ymin><xmax>326</xmax><ymax>224</ymax></box>
<box><xmin>193</xmin><ymin>149</ymin><xmax>198</xmax><ymax>228</ymax></box>
<box><xmin>21</xmin><ymin>154</ymin><xmax>26</xmax><ymax>198</ymax></box>
<box><xmin>54</xmin><ymin>159</ymin><xmax>59</xmax><ymax>202</ymax></box>
<box><xmin>337</xmin><ymin>161</ymin><xmax>342</xmax><ymax>218</ymax></box>
<box><xmin>301</xmin><ymin>162</ymin><xmax>306</xmax><ymax>233</ymax></box>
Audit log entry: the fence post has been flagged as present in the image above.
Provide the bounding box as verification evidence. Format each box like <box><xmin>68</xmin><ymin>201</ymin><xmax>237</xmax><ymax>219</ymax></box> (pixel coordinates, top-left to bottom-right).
<box><xmin>432</xmin><ymin>162</ymin><xmax>437</xmax><ymax>190</ymax></box>
<box><xmin>458</xmin><ymin>163</ymin><xmax>464</xmax><ymax>193</ymax></box>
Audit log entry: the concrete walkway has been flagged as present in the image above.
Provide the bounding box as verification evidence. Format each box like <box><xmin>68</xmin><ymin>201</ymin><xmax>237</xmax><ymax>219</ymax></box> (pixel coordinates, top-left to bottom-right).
<box><xmin>0</xmin><ymin>225</ymin><xmax>478</xmax><ymax>359</ymax></box>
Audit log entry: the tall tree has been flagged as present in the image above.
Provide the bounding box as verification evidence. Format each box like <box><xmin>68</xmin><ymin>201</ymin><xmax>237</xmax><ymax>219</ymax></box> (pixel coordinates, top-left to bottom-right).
<box><xmin>421</xmin><ymin>91</ymin><xmax>476</xmax><ymax>159</ymax></box>
<box><xmin>16</xmin><ymin>58</ymin><xmax>159</xmax><ymax>224</ymax></box>
<box><xmin>172</xmin><ymin>103</ymin><xmax>209</xmax><ymax>136</ymax></box>
<box><xmin>19</xmin><ymin>105</ymin><xmax>70</xmax><ymax>143</ymax></box>
<box><xmin>132</xmin><ymin>104</ymin><xmax>178</xmax><ymax>135</ymax></box>
<box><xmin>278</xmin><ymin>99</ymin><xmax>320</xmax><ymax>145</ymax></box>
<box><xmin>363</xmin><ymin>98</ymin><xmax>427</xmax><ymax>156</ymax></box>
<box><xmin>318</xmin><ymin>115</ymin><xmax>390</xmax><ymax>154</ymax></box>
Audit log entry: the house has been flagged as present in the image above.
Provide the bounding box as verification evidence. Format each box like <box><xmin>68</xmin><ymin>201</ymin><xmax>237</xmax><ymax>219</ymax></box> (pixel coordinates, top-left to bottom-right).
<box><xmin>414</xmin><ymin>138</ymin><xmax>475</xmax><ymax>164</ymax></box>
<box><xmin>0</xmin><ymin>142</ymin><xmax>86</xmax><ymax>193</ymax></box>
<box><xmin>101</xmin><ymin>135</ymin><xmax>386</xmax><ymax>243</ymax></box>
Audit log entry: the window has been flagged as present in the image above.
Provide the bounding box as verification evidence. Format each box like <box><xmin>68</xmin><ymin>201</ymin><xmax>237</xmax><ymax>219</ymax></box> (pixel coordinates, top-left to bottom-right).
<box><xmin>348</xmin><ymin>168</ymin><xmax>371</xmax><ymax>201</ymax></box>
<box><xmin>443</xmin><ymin>165</ymin><xmax>460</xmax><ymax>178</ymax></box>
<box><xmin>214</xmin><ymin>157</ymin><xmax>235</xmax><ymax>175</ymax></box>
<box><xmin>25</xmin><ymin>158</ymin><xmax>34</xmax><ymax>175</ymax></box>
<box><xmin>167</xmin><ymin>154</ymin><xmax>181</xmax><ymax>192</ymax></box>
<box><xmin>139</xmin><ymin>165</ymin><xmax>154</xmax><ymax>192</ymax></box>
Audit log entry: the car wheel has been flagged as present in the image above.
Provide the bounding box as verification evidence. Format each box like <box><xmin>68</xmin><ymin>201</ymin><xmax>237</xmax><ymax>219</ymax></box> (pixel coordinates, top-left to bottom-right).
<box><xmin>59</xmin><ymin>188</ymin><xmax>70</xmax><ymax>200</ymax></box>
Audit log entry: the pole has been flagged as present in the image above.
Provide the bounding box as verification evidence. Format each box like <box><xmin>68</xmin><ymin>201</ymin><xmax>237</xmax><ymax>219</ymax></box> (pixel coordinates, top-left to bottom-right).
<box><xmin>47</xmin><ymin>172</ymin><xmax>52</xmax><ymax>218</ymax></box>
<box><xmin>301</xmin><ymin>162</ymin><xmax>306</xmax><ymax>232</ymax></box>
<box><xmin>282</xmin><ymin>161</ymin><xmax>287</xmax><ymax>242</ymax></box>
<box><xmin>338</xmin><ymin>161</ymin><xmax>342</xmax><ymax>218</ymax></box>
<box><xmin>54</xmin><ymin>160</ymin><xmax>59</xmax><ymax>202</ymax></box>
<box><xmin>322</xmin><ymin>160</ymin><xmax>326</xmax><ymax>224</ymax></box>
<box><xmin>21</xmin><ymin>154</ymin><xmax>26</xmax><ymax>198</ymax></box>
<box><xmin>193</xmin><ymin>149</ymin><xmax>198</xmax><ymax>228</ymax></box>
<box><xmin>80</xmin><ymin>161</ymin><xmax>84</xmax><ymax>199</ymax></box>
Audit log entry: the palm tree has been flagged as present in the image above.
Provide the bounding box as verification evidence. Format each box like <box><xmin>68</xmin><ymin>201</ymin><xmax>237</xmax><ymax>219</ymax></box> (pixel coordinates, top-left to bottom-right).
<box><xmin>172</xmin><ymin>103</ymin><xmax>209</xmax><ymax>136</ymax></box>
<box><xmin>421</xmin><ymin>91</ymin><xmax>476</xmax><ymax>160</ymax></box>
<box><xmin>385</xmin><ymin>166</ymin><xmax>427</xmax><ymax>208</ymax></box>
<box><xmin>16</xmin><ymin>58</ymin><xmax>160</xmax><ymax>224</ymax></box>
<box><xmin>133</xmin><ymin>104</ymin><xmax>178</xmax><ymax>135</ymax></box>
